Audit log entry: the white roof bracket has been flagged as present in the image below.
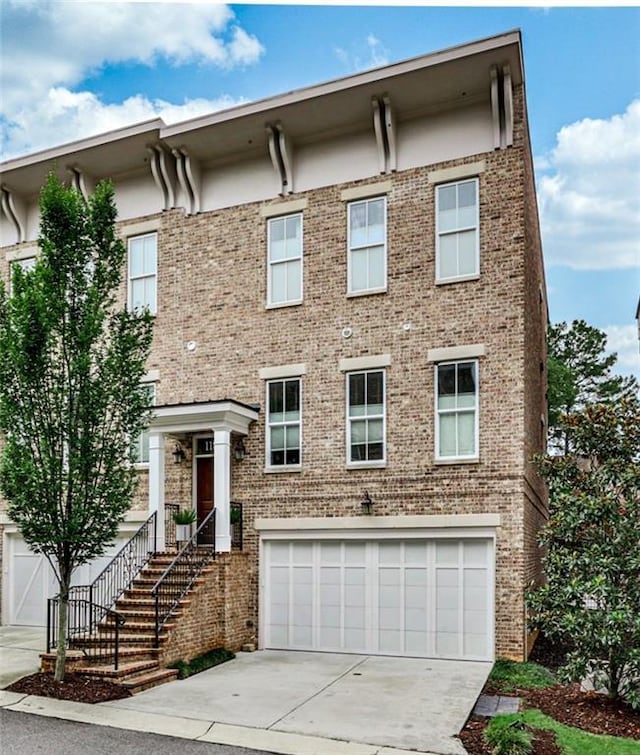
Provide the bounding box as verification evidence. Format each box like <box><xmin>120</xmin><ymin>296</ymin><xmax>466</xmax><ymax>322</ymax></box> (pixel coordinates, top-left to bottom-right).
<box><xmin>502</xmin><ymin>64</ymin><xmax>514</xmax><ymax>147</ymax></box>
<box><xmin>66</xmin><ymin>165</ymin><xmax>95</xmax><ymax>201</ymax></box>
<box><xmin>382</xmin><ymin>95</ymin><xmax>397</xmax><ymax>173</ymax></box>
<box><xmin>490</xmin><ymin>65</ymin><xmax>501</xmax><ymax>150</ymax></box>
<box><xmin>0</xmin><ymin>185</ymin><xmax>26</xmax><ymax>244</ymax></box>
<box><xmin>372</xmin><ymin>97</ymin><xmax>387</xmax><ymax>174</ymax></box>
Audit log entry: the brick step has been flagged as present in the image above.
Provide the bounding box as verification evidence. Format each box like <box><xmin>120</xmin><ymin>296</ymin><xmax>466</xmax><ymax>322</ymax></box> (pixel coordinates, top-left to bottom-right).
<box><xmin>73</xmin><ymin>631</ymin><xmax>168</xmax><ymax>645</ymax></box>
<box><xmin>120</xmin><ymin>667</ymin><xmax>180</xmax><ymax>694</ymax></box>
<box><xmin>98</xmin><ymin>622</ymin><xmax>175</xmax><ymax>637</ymax></box>
<box><xmin>114</xmin><ymin>609</ymin><xmax>183</xmax><ymax>621</ymax></box>
<box><xmin>80</xmin><ymin>659</ymin><xmax>159</xmax><ymax>679</ymax></box>
<box><xmin>82</xmin><ymin>647</ymin><xmax>159</xmax><ymax>663</ymax></box>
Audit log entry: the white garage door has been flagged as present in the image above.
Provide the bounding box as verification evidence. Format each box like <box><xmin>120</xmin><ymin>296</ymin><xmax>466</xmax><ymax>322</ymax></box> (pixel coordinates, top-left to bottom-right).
<box><xmin>263</xmin><ymin>538</ymin><xmax>494</xmax><ymax>661</ymax></box>
<box><xmin>5</xmin><ymin>534</ymin><xmax>129</xmax><ymax>626</ymax></box>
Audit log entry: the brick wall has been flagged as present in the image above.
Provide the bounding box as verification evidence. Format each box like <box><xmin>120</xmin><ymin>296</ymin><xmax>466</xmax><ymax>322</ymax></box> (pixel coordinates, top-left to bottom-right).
<box><xmin>159</xmin><ymin>552</ymin><xmax>251</xmax><ymax>666</ymax></box>
<box><xmin>0</xmin><ymin>84</ymin><xmax>547</xmax><ymax>661</ymax></box>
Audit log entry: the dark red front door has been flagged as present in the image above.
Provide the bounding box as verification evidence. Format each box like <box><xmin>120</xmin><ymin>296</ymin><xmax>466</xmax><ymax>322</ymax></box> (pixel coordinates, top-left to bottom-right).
<box><xmin>196</xmin><ymin>456</ymin><xmax>214</xmax><ymax>545</ymax></box>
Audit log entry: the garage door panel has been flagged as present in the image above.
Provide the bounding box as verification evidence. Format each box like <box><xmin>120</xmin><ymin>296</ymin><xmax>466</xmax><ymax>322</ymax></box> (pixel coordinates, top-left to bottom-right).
<box><xmin>264</xmin><ymin>537</ymin><xmax>493</xmax><ymax>661</ymax></box>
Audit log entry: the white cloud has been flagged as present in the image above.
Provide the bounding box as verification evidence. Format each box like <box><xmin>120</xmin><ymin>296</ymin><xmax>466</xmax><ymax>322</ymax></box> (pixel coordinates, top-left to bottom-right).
<box><xmin>0</xmin><ymin>1</ymin><xmax>264</xmax><ymax>159</ymax></box>
<box><xmin>538</xmin><ymin>100</ymin><xmax>640</xmax><ymax>270</ymax></box>
<box><xmin>335</xmin><ymin>33</ymin><xmax>390</xmax><ymax>72</ymax></box>
<box><xmin>2</xmin><ymin>87</ymin><xmax>244</xmax><ymax>159</ymax></box>
<box><xmin>604</xmin><ymin>324</ymin><xmax>640</xmax><ymax>379</ymax></box>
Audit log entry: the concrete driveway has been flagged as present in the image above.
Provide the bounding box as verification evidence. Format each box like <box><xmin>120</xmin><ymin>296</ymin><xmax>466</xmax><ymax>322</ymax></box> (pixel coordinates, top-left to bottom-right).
<box><xmin>105</xmin><ymin>650</ymin><xmax>491</xmax><ymax>754</ymax></box>
<box><xmin>0</xmin><ymin>626</ymin><xmax>46</xmax><ymax>688</ymax></box>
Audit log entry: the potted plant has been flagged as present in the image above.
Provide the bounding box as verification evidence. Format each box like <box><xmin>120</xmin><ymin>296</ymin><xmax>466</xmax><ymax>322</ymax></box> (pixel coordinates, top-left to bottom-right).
<box><xmin>173</xmin><ymin>508</ymin><xmax>197</xmax><ymax>542</ymax></box>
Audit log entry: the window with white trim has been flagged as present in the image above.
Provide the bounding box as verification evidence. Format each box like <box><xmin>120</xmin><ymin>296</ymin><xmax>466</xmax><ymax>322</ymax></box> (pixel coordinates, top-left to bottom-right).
<box><xmin>267</xmin><ymin>214</ymin><xmax>302</xmax><ymax>306</ymax></box>
<box><xmin>436</xmin><ymin>178</ymin><xmax>479</xmax><ymax>281</ymax></box>
<box><xmin>267</xmin><ymin>378</ymin><xmax>301</xmax><ymax>467</ymax></box>
<box><xmin>348</xmin><ymin>196</ymin><xmax>386</xmax><ymax>294</ymax></box>
<box><xmin>128</xmin><ymin>232</ymin><xmax>157</xmax><ymax>313</ymax></box>
<box><xmin>347</xmin><ymin>369</ymin><xmax>385</xmax><ymax>464</ymax></box>
<box><xmin>436</xmin><ymin>360</ymin><xmax>478</xmax><ymax>460</ymax></box>
<box><xmin>9</xmin><ymin>256</ymin><xmax>36</xmax><ymax>293</ymax></box>
<box><xmin>134</xmin><ymin>383</ymin><xmax>156</xmax><ymax>465</ymax></box>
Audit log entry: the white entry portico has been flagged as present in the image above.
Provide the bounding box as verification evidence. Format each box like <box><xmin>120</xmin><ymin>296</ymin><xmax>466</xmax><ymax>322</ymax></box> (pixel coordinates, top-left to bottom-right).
<box><xmin>148</xmin><ymin>400</ymin><xmax>259</xmax><ymax>552</ymax></box>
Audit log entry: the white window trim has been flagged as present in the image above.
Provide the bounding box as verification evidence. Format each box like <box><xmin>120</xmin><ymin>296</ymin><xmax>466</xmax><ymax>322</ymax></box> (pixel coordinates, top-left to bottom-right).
<box><xmin>346</xmin><ymin>368</ymin><xmax>386</xmax><ymax>468</ymax></box>
<box><xmin>347</xmin><ymin>195</ymin><xmax>387</xmax><ymax>296</ymax></box>
<box><xmin>134</xmin><ymin>382</ymin><xmax>157</xmax><ymax>468</ymax></box>
<box><xmin>434</xmin><ymin>359</ymin><xmax>479</xmax><ymax>463</ymax></box>
<box><xmin>127</xmin><ymin>231</ymin><xmax>158</xmax><ymax>315</ymax></box>
<box><xmin>435</xmin><ymin>177</ymin><xmax>479</xmax><ymax>284</ymax></box>
<box><xmin>265</xmin><ymin>376</ymin><xmax>302</xmax><ymax>471</ymax></box>
<box><xmin>267</xmin><ymin>212</ymin><xmax>303</xmax><ymax>308</ymax></box>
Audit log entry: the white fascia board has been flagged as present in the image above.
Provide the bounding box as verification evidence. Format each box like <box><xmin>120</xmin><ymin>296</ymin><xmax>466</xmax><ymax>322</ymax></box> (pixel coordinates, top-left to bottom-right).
<box><xmin>255</xmin><ymin>513</ymin><xmax>501</xmax><ymax>532</ymax></box>
<box><xmin>159</xmin><ymin>31</ymin><xmax>522</xmax><ymax>140</ymax></box>
<box><xmin>0</xmin><ymin>119</ymin><xmax>164</xmax><ymax>173</ymax></box>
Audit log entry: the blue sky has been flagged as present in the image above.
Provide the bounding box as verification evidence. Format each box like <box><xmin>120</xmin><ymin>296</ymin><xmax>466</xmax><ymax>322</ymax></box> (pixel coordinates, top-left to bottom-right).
<box><xmin>1</xmin><ymin>2</ymin><xmax>639</xmax><ymax>378</ymax></box>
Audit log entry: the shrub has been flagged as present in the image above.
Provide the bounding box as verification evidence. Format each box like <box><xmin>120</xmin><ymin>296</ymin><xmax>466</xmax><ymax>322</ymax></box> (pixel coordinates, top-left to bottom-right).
<box><xmin>483</xmin><ymin>715</ymin><xmax>533</xmax><ymax>755</ymax></box>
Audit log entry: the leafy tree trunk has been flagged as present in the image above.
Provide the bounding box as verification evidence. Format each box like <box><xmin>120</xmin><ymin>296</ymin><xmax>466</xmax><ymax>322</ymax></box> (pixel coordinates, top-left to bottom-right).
<box><xmin>54</xmin><ymin>580</ymin><xmax>70</xmax><ymax>682</ymax></box>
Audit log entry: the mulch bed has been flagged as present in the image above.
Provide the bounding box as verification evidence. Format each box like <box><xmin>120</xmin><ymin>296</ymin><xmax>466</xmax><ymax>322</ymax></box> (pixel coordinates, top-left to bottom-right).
<box><xmin>7</xmin><ymin>672</ymin><xmax>132</xmax><ymax>704</ymax></box>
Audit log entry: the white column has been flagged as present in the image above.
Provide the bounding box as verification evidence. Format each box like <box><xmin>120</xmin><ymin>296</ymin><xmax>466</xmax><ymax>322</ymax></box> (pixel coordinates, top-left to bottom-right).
<box><xmin>213</xmin><ymin>429</ymin><xmax>231</xmax><ymax>552</ymax></box>
<box><xmin>148</xmin><ymin>431</ymin><xmax>166</xmax><ymax>552</ymax></box>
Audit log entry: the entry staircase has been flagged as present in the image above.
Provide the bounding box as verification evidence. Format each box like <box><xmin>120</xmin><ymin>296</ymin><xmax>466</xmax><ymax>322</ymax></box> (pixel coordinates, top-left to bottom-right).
<box><xmin>46</xmin><ymin>504</ymin><xmax>242</xmax><ymax>693</ymax></box>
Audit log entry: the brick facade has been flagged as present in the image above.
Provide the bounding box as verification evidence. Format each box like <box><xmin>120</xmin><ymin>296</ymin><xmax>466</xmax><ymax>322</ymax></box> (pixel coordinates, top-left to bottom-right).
<box><xmin>0</xmin><ymin>33</ymin><xmax>547</xmax><ymax>662</ymax></box>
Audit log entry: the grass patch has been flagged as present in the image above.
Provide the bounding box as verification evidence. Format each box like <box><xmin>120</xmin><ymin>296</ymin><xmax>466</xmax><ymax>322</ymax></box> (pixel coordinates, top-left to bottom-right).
<box><xmin>494</xmin><ymin>710</ymin><xmax>640</xmax><ymax>755</ymax></box>
<box><xmin>488</xmin><ymin>659</ymin><xmax>556</xmax><ymax>693</ymax></box>
<box><xmin>168</xmin><ymin>647</ymin><xmax>235</xmax><ymax>679</ymax></box>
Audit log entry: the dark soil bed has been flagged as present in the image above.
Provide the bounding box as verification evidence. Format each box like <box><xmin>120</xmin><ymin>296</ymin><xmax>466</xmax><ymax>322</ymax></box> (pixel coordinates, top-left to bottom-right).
<box><xmin>459</xmin><ymin>716</ymin><xmax>561</xmax><ymax>755</ymax></box>
<box><xmin>523</xmin><ymin>683</ymin><xmax>640</xmax><ymax>740</ymax></box>
<box><xmin>7</xmin><ymin>672</ymin><xmax>132</xmax><ymax>704</ymax></box>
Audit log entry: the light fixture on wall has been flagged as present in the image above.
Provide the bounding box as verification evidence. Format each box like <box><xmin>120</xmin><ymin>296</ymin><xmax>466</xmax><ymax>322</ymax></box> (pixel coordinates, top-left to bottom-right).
<box><xmin>361</xmin><ymin>490</ymin><xmax>374</xmax><ymax>515</ymax></box>
<box><xmin>172</xmin><ymin>442</ymin><xmax>186</xmax><ymax>464</ymax></box>
<box><xmin>234</xmin><ymin>438</ymin><xmax>247</xmax><ymax>462</ymax></box>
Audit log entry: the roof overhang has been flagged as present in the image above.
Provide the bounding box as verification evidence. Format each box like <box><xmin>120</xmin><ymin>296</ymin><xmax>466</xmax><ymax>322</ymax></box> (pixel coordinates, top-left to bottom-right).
<box><xmin>150</xmin><ymin>399</ymin><xmax>259</xmax><ymax>436</ymax></box>
<box><xmin>0</xmin><ymin>30</ymin><xmax>523</xmax><ymax>197</ymax></box>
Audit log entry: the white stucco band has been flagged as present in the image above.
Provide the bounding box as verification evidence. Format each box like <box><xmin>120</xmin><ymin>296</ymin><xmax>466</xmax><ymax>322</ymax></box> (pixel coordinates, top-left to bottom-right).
<box><xmin>340</xmin><ymin>180</ymin><xmax>392</xmax><ymax>202</ymax></box>
<box><xmin>121</xmin><ymin>218</ymin><xmax>160</xmax><ymax>237</ymax></box>
<box><xmin>260</xmin><ymin>198</ymin><xmax>308</xmax><ymax>218</ymax></box>
<box><xmin>339</xmin><ymin>354</ymin><xmax>392</xmax><ymax>372</ymax></box>
<box><xmin>428</xmin><ymin>160</ymin><xmax>486</xmax><ymax>184</ymax></box>
<box><xmin>427</xmin><ymin>343</ymin><xmax>486</xmax><ymax>362</ymax></box>
<box><xmin>255</xmin><ymin>513</ymin><xmax>501</xmax><ymax>532</ymax></box>
<box><xmin>259</xmin><ymin>363</ymin><xmax>306</xmax><ymax>380</ymax></box>
<box><xmin>5</xmin><ymin>245</ymin><xmax>39</xmax><ymax>262</ymax></box>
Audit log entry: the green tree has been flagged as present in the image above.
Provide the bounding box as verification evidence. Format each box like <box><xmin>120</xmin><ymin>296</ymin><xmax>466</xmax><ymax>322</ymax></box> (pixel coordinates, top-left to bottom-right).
<box><xmin>547</xmin><ymin>320</ymin><xmax>638</xmax><ymax>453</ymax></box>
<box><xmin>528</xmin><ymin>396</ymin><xmax>640</xmax><ymax>708</ymax></box>
<box><xmin>0</xmin><ymin>174</ymin><xmax>153</xmax><ymax>680</ymax></box>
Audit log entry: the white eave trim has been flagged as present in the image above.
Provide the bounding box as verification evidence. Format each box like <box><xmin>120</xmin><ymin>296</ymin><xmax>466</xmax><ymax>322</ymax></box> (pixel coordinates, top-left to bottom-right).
<box><xmin>427</xmin><ymin>344</ymin><xmax>486</xmax><ymax>362</ymax></box>
<box><xmin>150</xmin><ymin>400</ymin><xmax>259</xmax><ymax>435</ymax></box>
<box><xmin>255</xmin><ymin>513</ymin><xmax>501</xmax><ymax>532</ymax></box>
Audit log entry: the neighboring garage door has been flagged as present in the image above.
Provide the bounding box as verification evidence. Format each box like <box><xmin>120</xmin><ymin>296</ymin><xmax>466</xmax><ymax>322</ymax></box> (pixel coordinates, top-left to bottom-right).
<box><xmin>5</xmin><ymin>534</ymin><xmax>129</xmax><ymax>626</ymax></box>
<box><xmin>263</xmin><ymin>538</ymin><xmax>494</xmax><ymax>661</ymax></box>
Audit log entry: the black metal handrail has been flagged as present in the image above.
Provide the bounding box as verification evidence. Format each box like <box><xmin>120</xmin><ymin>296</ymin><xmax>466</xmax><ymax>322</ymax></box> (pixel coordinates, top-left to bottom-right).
<box><xmin>47</xmin><ymin>597</ymin><xmax>125</xmax><ymax>670</ymax></box>
<box><xmin>47</xmin><ymin>511</ymin><xmax>157</xmax><ymax>670</ymax></box>
<box><xmin>165</xmin><ymin>502</ymin><xmax>180</xmax><ymax>551</ymax></box>
<box><xmin>151</xmin><ymin>508</ymin><xmax>216</xmax><ymax>647</ymax></box>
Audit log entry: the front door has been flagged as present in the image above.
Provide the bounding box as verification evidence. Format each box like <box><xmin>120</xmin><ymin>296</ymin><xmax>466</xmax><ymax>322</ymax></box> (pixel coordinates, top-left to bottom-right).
<box><xmin>196</xmin><ymin>455</ymin><xmax>214</xmax><ymax>545</ymax></box>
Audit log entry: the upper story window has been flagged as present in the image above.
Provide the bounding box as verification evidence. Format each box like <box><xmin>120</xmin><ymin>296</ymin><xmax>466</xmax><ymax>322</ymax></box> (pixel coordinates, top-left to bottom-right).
<box><xmin>348</xmin><ymin>196</ymin><xmax>386</xmax><ymax>295</ymax></box>
<box><xmin>267</xmin><ymin>378</ymin><xmax>301</xmax><ymax>467</ymax></box>
<box><xmin>347</xmin><ymin>369</ymin><xmax>385</xmax><ymax>465</ymax></box>
<box><xmin>134</xmin><ymin>383</ymin><xmax>156</xmax><ymax>465</ymax></box>
<box><xmin>128</xmin><ymin>232</ymin><xmax>157</xmax><ymax>314</ymax></box>
<box><xmin>267</xmin><ymin>214</ymin><xmax>302</xmax><ymax>307</ymax></box>
<box><xmin>435</xmin><ymin>360</ymin><xmax>478</xmax><ymax>460</ymax></box>
<box><xmin>436</xmin><ymin>178</ymin><xmax>479</xmax><ymax>282</ymax></box>
<box><xmin>9</xmin><ymin>256</ymin><xmax>36</xmax><ymax>293</ymax></box>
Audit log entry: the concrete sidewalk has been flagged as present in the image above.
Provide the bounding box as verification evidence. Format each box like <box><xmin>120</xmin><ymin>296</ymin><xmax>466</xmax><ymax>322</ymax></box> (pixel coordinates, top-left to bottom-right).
<box><xmin>0</xmin><ymin>626</ymin><xmax>46</xmax><ymax>688</ymax></box>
